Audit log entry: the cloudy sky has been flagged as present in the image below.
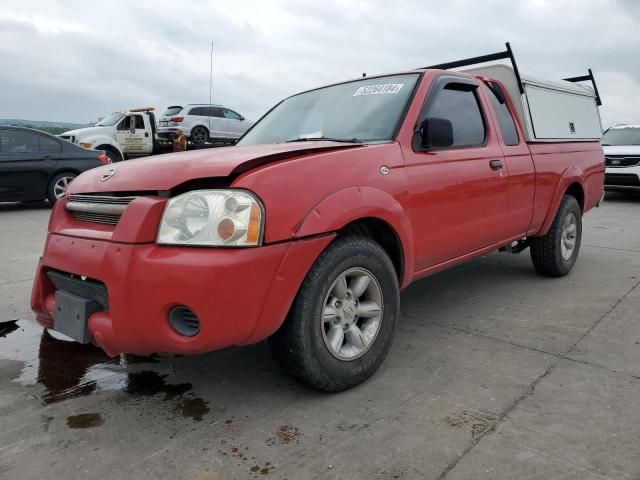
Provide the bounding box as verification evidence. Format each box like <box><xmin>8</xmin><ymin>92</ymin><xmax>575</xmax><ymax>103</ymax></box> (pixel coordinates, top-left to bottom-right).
<box><xmin>1</xmin><ymin>0</ymin><xmax>639</xmax><ymax>128</ymax></box>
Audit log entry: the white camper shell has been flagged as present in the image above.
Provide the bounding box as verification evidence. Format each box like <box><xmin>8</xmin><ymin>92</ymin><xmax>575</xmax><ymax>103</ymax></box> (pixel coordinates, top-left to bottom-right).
<box><xmin>464</xmin><ymin>65</ymin><xmax>602</xmax><ymax>142</ymax></box>
<box><xmin>425</xmin><ymin>43</ymin><xmax>603</xmax><ymax>143</ymax></box>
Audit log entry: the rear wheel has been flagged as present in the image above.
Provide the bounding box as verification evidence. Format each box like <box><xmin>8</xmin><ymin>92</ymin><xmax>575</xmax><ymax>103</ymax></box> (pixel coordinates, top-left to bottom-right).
<box><xmin>269</xmin><ymin>236</ymin><xmax>399</xmax><ymax>392</ymax></box>
<box><xmin>191</xmin><ymin>126</ymin><xmax>209</xmax><ymax>145</ymax></box>
<box><xmin>47</xmin><ymin>172</ymin><xmax>77</xmax><ymax>205</ymax></box>
<box><xmin>530</xmin><ymin>195</ymin><xmax>582</xmax><ymax>277</ymax></box>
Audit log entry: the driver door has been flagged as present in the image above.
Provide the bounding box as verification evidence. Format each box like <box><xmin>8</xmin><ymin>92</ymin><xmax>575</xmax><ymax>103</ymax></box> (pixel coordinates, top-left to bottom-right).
<box><xmin>403</xmin><ymin>76</ymin><xmax>509</xmax><ymax>270</ymax></box>
<box><xmin>115</xmin><ymin>114</ymin><xmax>151</xmax><ymax>154</ymax></box>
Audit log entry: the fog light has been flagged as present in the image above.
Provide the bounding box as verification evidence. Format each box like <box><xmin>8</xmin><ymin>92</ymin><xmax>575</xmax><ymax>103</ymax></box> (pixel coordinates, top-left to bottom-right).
<box><xmin>168</xmin><ymin>306</ymin><xmax>200</xmax><ymax>337</ymax></box>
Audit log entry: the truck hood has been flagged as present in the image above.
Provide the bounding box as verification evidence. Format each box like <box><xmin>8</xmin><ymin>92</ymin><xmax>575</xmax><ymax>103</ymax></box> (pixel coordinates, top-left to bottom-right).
<box><xmin>61</xmin><ymin>126</ymin><xmax>113</xmax><ymax>139</ymax></box>
<box><xmin>602</xmin><ymin>145</ymin><xmax>640</xmax><ymax>156</ymax></box>
<box><xmin>68</xmin><ymin>142</ymin><xmax>363</xmax><ymax>193</ymax></box>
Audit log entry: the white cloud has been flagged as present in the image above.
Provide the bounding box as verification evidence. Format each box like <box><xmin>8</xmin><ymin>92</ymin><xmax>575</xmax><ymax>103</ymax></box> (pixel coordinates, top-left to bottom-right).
<box><xmin>0</xmin><ymin>0</ymin><xmax>638</xmax><ymax>126</ymax></box>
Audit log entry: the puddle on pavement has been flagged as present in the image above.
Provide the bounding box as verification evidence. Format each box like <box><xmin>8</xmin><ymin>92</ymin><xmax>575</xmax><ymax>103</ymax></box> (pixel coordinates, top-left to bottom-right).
<box><xmin>0</xmin><ymin>319</ymin><xmax>209</xmax><ymax>420</ymax></box>
<box><xmin>0</xmin><ymin>319</ymin><xmax>19</xmax><ymax>338</ymax></box>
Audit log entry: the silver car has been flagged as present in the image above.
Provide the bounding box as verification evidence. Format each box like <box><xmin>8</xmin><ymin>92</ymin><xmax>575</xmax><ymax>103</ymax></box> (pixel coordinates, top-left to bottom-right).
<box><xmin>157</xmin><ymin>104</ymin><xmax>253</xmax><ymax>145</ymax></box>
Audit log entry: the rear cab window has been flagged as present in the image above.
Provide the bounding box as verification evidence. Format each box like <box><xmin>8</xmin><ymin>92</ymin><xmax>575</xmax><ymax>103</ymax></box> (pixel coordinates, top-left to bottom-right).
<box><xmin>484</xmin><ymin>82</ymin><xmax>519</xmax><ymax>146</ymax></box>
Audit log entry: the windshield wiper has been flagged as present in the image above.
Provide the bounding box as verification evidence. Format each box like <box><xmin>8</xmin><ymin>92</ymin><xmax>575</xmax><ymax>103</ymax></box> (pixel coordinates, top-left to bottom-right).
<box><xmin>284</xmin><ymin>136</ymin><xmax>362</xmax><ymax>143</ymax></box>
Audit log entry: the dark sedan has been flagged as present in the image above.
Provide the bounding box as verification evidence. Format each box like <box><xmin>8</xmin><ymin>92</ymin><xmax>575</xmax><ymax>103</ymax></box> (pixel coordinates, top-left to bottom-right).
<box><xmin>0</xmin><ymin>126</ymin><xmax>109</xmax><ymax>205</ymax></box>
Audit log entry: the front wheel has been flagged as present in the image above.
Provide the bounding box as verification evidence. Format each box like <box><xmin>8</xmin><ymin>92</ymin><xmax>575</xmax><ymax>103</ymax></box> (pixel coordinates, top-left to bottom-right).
<box><xmin>530</xmin><ymin>195</ymin><xmax>582</xmax><ymax>277</ymax></box>
<box><xmin>269</xmin><ymin>236</ymin><xmax>399</xmax><ymax>392</ymax></box>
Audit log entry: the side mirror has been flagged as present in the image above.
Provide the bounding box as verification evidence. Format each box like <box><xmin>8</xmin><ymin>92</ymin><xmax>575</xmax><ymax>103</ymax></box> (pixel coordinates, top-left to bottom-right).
<box><xmin>129</xmin><ymin>119</ymin><xmax>136</xmax><ymax>134</ymax></box>
<box><xmin>239</xmin><ymin>116</ymin><xmax>245</xmax><ymax>121</ymax></box>
<box><xmin>418</xmin><ymin>117</ymin><xmax>453</xmax><ymax>149</ymax></box>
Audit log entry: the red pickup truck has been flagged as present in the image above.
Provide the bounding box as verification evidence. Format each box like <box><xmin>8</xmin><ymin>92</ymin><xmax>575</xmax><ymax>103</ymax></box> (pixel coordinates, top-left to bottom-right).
<box><xmin>31</xmin><ymin>45</ymin><xmax>605</xmax><ymax>391</ymax></box>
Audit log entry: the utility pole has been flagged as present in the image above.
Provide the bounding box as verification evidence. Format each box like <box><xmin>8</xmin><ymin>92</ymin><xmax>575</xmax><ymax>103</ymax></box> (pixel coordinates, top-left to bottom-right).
<box><xmin>209</xmin><ymin>42</ymin><xmax>214</xmax><ymax>106</ymax></box>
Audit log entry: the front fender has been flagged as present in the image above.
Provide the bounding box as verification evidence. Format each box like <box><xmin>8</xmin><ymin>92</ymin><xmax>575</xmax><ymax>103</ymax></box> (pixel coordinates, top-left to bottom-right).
<box><xmin>294</xmin><ymin>186</ymin><xmax>414</xmax><ymax>288</ymax></box>
<box><xmin>538</xmin><ymin>166</ymin><xmax>585</xmax><ymax>236</ymax></box>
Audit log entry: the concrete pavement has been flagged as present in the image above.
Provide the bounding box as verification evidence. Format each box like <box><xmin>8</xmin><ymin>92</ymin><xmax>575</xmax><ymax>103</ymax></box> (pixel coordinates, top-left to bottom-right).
<box><xmin>1</xmin><ymin>192</ymin><xmax>639</xmax><ymax>479</ymax></box>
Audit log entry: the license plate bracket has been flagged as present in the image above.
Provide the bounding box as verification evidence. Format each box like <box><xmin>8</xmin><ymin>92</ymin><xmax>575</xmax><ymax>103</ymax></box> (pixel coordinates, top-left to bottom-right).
<box><xmin>54</xmin><ymin>290</ymin><xmax>101</xmax><ymax>344</ymax></box>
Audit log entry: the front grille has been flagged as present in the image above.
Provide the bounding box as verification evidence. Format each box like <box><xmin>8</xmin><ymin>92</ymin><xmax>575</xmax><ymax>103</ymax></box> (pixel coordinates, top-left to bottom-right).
<box><xmin>605</xmin><ymin>155</ymin><xmax>640</xmax><ymax>168</ymax></box>
<box><xmin>47</xmin><ymin>270</ymin><xmax>110</xmax><ymax>310</ymax></box>
<box><xmin>66</xmin><ymin>194</ymin><xmax>138</xmax><ymax>225</ymax></box>
<box><xmin>605</xmin><ymin>173</ymin><xmax>640</xmax><ymax>187</ymax></box>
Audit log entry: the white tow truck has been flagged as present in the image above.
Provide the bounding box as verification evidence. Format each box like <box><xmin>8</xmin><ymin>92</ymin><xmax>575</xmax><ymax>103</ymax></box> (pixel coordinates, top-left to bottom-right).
<box><xmin>59</xmin><ymin>107</ymin><xmax>170</xmax><ymax>162</ymax></box>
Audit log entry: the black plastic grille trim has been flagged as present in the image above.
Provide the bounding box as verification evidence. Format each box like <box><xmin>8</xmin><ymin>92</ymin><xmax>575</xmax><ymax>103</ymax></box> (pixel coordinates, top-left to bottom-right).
<box><xmin>47</xmin><ymin>270</ymin><xmax>110</xmax><ymax>311</ymax></box>
<box><xmin>604</xmin><ymin>173</ymin><xmax>640</xmax><ymax>187</ymax></box>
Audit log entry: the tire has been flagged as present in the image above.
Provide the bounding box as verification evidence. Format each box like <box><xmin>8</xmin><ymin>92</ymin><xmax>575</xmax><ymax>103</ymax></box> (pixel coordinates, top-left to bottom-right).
<box><xmin>190</xmin><ymin>126</ymin><xmax>209</xmax><ymax>145</ymax></box>
<box><xmin>530</xmin><ymin>195</ymin><xmax>582</xmax><ymax>277</ymax></box>
<box><xmin>105</xmin><ymin>150</ymin><xmax>121</xmax><ymax>163</ymax></box>
<box><xmin>97</xmin><ymin>146</ymin><xmax>122</xmax><ymax>163</ymax></box>
<box><xmin>47</xmin><ymin>172</ymin><xmax>77</xmax><ymax>205</ymax></box>
<box><xmin>269</xmin><ymin>236</ymin><xmax>400</xmax><ymax>392</ymax></box>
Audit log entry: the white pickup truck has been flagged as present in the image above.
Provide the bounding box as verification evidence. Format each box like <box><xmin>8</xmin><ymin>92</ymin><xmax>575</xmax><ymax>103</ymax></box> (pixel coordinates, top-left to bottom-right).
<box><xmin>59</xmin><ymin>108</ymin><xmax>165</xmax><ymax>162</ymax></box>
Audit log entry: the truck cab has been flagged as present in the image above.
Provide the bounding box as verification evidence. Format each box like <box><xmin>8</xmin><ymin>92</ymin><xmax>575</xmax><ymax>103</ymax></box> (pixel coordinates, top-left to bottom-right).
<box><xmin>59</xmin><ymin>107</ymin><xmax>159</xmax><ymax>162</ymax></box>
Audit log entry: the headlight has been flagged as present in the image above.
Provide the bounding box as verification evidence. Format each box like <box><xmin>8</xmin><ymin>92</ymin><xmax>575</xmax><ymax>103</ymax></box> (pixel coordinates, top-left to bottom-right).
<box><xmin>157</xmin><ymin>190</ymin><xmax>264</xmax><ymax>247</ymax></box>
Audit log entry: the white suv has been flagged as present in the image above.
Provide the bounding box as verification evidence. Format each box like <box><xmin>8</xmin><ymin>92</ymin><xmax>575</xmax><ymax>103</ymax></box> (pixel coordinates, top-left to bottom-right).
<box><xmin>157</xmin><ymin>104</ymin><xmax>253</xmax><ymax>145</ymax></box>
<box><xmin>602</xmin><ymin>125</ymin><xmax>640</xmax><ymax>191</ymax></box>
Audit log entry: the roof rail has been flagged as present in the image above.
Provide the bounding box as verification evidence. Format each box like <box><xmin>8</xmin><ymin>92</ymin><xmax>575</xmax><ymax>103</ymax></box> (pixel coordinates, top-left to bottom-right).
<box><xmin>424</xmin><ymin>42</ymin><xmax>525</xmax><ymax>94</ymax></box>
<box><xmin>563</xmin><ymin>69</ymin><xmax>602</xmax><ymax>106</ymax></box>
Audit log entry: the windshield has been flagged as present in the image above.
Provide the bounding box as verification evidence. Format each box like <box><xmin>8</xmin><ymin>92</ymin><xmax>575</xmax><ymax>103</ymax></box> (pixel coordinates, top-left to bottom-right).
<box><xmin>602</xmin><ymin>127</ymin><xmax>640</xmax><ymax>146</ymax></box>
<box><xmin>238</xmin><ymin>74</ymin><xmax>420</xmax><ymax>145</ymax></box>
<box><xmin>95</xmin><ymin>112</ymin><xmax>124</xmax><ymax>127</ymax></box>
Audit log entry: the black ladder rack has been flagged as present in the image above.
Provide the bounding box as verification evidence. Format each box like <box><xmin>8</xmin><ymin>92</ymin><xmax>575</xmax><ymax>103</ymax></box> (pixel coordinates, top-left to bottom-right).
<box><xmin>563</xmin><ymin>68</ymin><xmax>602</xmax><ymax>106</ymax></box>
<box><xmin>424</xmin><ymin>42</ymin><xmax>525</xmax><ymax>94</ymax></box>
<box><xmin>424</xmin><ymin>42</ymin><xmax>602</xmax><ymax>105</ymax></box>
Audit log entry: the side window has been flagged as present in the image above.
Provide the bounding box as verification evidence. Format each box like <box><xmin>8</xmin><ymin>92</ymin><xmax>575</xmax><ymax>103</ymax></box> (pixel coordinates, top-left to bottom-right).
<box><xmin>208</xmin><ymin>107</ymin><xmax>224</xmax><ymax>118</ymax></box>
<box><xmin>1</xmin><ymin>130</ymin><xmax>39</xmax><ymax>153</ymax></box>
<box><xmin>484</xmin><ymin>82</ymin><xmax>519</xmax><ymax>146</ymax></box>
<box><xmin>38</xmin><ymin>135</ymin><xmax>62</xmax><ymax>153</ymax></box>
<box><xmin>189</xmin><ymin>107</ymin><xmax>204</xmax><ymax>116</ymax></box>
<box><xmin>223</xmin><ymin>109</ymin><xmax>242</xmax><ymax>120</ymax></box>
<box><xmin>425</xmin><ymin>85</ymin><xmax>486</xmax><ymax>148</ymax></box>
<box><xmin>117</xmin><ymin>116</ymin><xmax>131</xmax><ymax>130</ymax></box>
<box><xmin>133</xmin><ymin>115</ymin><xmax>145</xmax><ymax>129</ymax></box>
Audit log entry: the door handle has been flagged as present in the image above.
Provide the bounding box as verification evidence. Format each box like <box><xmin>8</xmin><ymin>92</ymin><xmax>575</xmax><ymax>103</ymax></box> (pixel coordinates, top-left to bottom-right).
<box><xmin>145</xmin><ymin>132</ymin><xmax>149</xmax><ymax>137</ymax></box>
<box><xmin>489</xmin><ymin>160</ymin><xmax>503</xmax><ymax>170</ymax></box>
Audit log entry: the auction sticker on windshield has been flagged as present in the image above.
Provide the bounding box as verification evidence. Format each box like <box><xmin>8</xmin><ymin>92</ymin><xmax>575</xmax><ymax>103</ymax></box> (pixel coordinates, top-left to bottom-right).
<box><xmin>353</xmin><ymin>84</ymin><xmax>404</xmax><ymax>96</ymax></box>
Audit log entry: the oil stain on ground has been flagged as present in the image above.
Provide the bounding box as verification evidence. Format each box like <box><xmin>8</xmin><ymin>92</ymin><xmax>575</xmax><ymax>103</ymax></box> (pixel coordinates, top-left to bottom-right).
<box><xmin>266</xmin><ymin>425</ymin><xmax>301</xmax><ymax>446</ymax></box>
<box><xmin>446</xmin><ymin>409</ymin><xmax>496</xmax><ymax>438</ymax></box>
<box><xmin>174</xmin><ymin>397</ymin><xmax>210</xmax><ymax>421</ymax></box>
<box><xmin>125</xmin><ymin>371</ymin><xmax>191</xmax><ymax>399</ymax></box>
<box><xmin>2</xmin><ymin>321</ymin><xmax>209</xmax><ymax>422</ymax></box>
<box><xmin>67</xmin><ymin>413</ymin><xmax>105</xmax><ymax>429</ymax></box>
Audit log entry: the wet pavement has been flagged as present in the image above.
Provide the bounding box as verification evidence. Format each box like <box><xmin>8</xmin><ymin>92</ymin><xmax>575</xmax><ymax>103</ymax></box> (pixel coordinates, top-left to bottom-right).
<box><xmin>1</xmin><ymin>193</ymin><xmax>640</xmax><ymax>479</ymax></box>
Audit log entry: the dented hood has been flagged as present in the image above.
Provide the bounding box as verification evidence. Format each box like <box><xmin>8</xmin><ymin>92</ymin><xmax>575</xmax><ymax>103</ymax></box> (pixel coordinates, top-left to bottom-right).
<box><xmin>68</xmin><ymin>142</ymin><xmax>362</xmax><ymax>193</ymax></box>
